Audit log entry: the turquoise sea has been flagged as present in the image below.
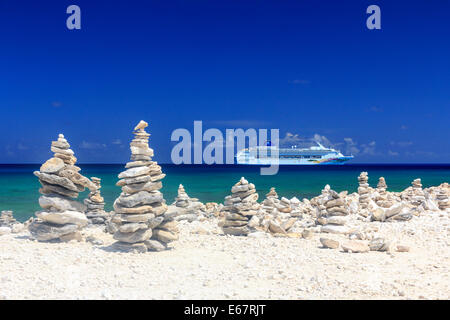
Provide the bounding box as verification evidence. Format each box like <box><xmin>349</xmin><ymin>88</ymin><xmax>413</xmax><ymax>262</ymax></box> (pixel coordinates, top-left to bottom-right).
<box><xmin>1</xmin><ymin>164</ymin><xmax>449</xmax><ymax>222</ymax></box>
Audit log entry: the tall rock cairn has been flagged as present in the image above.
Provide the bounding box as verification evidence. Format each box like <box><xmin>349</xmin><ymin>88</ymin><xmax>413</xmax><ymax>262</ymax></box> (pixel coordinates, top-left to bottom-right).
<box><xmin>84</xmin><ymin>177</ymin><xmax>108</xmax><ymax>225</ymax></box>
<box><xmin>29</xmin><ymin>134</ymin><xmax>96</xmax><ymax>241</ymax></box>
<box><xmin>358</xmin><ymin>172</ymin><xmax>371</xmax><ymax>211</ymax></box>
<box><xmin>220</xmin><ymin>177</ymin><xmax>259</xmax><ymax>236</ymax></box>
<box><xmin>111</xmin><ymin>120</ymin><xmax>178</xmax><ymax>253</ymax></box>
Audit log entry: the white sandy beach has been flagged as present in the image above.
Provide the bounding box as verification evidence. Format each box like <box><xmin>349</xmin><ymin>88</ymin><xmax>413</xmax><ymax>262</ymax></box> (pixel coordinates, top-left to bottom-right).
<box><xmin>1</xmin><ymin>213</ymin><xmax>449</xmax><ymax>300</ymax></box>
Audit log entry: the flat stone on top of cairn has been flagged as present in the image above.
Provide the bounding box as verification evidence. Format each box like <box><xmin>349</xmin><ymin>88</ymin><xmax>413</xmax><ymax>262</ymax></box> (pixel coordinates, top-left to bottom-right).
<box><xmin>111</xmin><ymin>120</ymin><xmax>178</xmax><ymax>253</ymax></box>
<box><xmin>220</xmin><ymin>177</ymin><xmax>260</xmax><ymax>236</ymax></box>
<box><xmin>29</xmin><ymin>134</ymin><xmax>96</xmax><ymax>241</ymax></box>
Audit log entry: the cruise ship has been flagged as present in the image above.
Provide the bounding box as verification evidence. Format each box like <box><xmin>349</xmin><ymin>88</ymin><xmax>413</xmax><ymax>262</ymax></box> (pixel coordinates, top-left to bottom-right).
<box><xmin>236</xmin><ymin>142</ymin><xmax>353</xmax><ymax>165</ymax></box>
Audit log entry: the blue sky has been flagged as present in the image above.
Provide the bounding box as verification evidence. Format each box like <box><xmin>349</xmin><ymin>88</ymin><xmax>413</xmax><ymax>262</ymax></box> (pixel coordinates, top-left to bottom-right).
<box><xmin>0</xmin><ymin>0</ymin><xmax>449</xmax><ymax>163</ymax></box>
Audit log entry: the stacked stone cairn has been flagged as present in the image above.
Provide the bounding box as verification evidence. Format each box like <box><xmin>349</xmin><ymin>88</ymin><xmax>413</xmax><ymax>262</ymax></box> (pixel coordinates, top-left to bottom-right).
<box><xmin>84</xmin><ymin>177</ymin><xmax>109</xmax><ymax>225</ymax></box>
<box><xmin>29</xmin><ymin>134</ymin><xmax>96</xmax><ymax>241</ymax></box>
<box><xmin>111</xmin><ymin>120</ymin><xmax>178</xmax><ymax>253</ymax></box>
<box><xmin>409</xmin><ymin>178</ymin><xmax>426</xmax><ymax>207</ymax></box>
<box><xmin>266</xmin><ymin>187</ymin><xmax>278</xmax><ymax>200</ymax></box>
<box><xmin>205</xmin><ymin>202</ymin><xmax>221</xmax><ymax>217</ymax></box>
<box><xmin>357</xmin><ymin>172</ymin><xmax>371</xmax><ymax>216</ymax></box>
<box><xmin>260</xmin><ymin>188</ymin><xmax>280</xmax><ymax>215</ymax></box>
<box><xmin>317</xmin><ymin>185</ymin><xmax>350</xmax><ymax>235</ymax></box>
<box><xmin>375</xmin><ymin>177</ymin><xmax>394</xmax><ymax>208</ymax></box>
<box><xmin>261</xmin><ymin>188</ymin><xmax>301</xmax><ymax>216</ymax></box>
<box><xmin>174</xmin><ymin>184</ymin><xmax>190</xmax><ymax>208</ymax></box>
<box><xmin>0</xmin><ymin>210</ymin><xmax>16</xmax><ymax>227</ymax></box>
<box><xmin>0</xmin><ymin>210</ymin><xmax>20</xmax><ymax>235</ymax></box>
<box><xmin>289</xmin><ymin>197</ymin><xmax>302</xmax><ymax>218</ymax></box>
<box><xmin>436</xmin><ymin>187</ymin><xmax>449</xmax><ymax>211</ymax></box>
<box><xmin>169</xmin><ymin>184</ymin><xmax>207</xmax><ymax>222</ymax></box>
<box><xmin>256</xmin><ymin>187</ymin><xmax>299</xmax><ymax>235</ymax></box>
<box><xmin>220</xmin><ymin>177</ymin><xmax>260</xmax><ymax>236</ymax></box>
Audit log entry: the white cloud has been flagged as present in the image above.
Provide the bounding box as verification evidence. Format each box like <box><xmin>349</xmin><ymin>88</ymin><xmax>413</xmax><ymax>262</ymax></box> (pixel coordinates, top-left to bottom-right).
<box><xmin>361</xmin><ymin>141</ymin><xmax>377</xmax><ymax>155</ymax></box>
<box><xmin>312</xmin><ymin>134</ymin><xmax>332</xmax><ymax>147</ymax></box>
<box><xmin>276</xmin><ymin>133</ymin><xmax>379</xmax><ymax>157</ymax></box>
<box><xmin>111</xmin><ymin>139</ymin><xmax>122</xmax><ymax>145</ymax></box>
<box><xmin>278</xmin><ymin>132</ymin><xmax>303</xmax><ymax>146</ymax></box>
<box><xmin>343</xmin><ymin>137</ymin><xmax>360</xmax><ymax>155</ymax></box>
<box><xmin>80</xmin><ymin>141</ymin><xmax>107</xmax><ymax>150</ymax></box>
<box><xmin>17</xmin><ymin>143</ymin><xmax>28</xmax><ymax>150</ymax></box>
<box><xmin>277</xmin><ymin>132</ymin><xmax>332</xmax><ymax>147</ymax></box>
<box><xmin>390</xmin><ymin>141</ymin><xmax>413</xmax><ymax>147</ymax></box>
<box><xmin>405</xmin><ymin>150</ymin><xmax>436</xmax><ymax>158</ymax></box>
<box><xmin>388</xmin><ymin>150</ymin><xmax>400</xmax><ymax>156</ymax></box>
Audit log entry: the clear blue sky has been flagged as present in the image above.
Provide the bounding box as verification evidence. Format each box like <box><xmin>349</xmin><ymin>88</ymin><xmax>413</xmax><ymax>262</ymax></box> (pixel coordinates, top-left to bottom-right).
<box><xmin>1</xmin><ymin>0</ymin><xmax>449</xmax><ymax>163</ymax></box>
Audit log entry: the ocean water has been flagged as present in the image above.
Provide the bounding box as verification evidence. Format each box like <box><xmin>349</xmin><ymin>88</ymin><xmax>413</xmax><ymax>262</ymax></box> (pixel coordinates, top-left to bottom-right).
<box><xmin>1</xmin><ymin>164</ymin><xmax>449</xmax><ymax>222</ymax></box>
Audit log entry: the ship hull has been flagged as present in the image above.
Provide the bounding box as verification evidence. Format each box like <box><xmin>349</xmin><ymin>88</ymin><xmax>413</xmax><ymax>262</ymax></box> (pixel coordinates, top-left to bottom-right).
<box><xmin>236</xmin><ymin>156</ymin><xmax>353</xmax><ymax>165</ymax></box>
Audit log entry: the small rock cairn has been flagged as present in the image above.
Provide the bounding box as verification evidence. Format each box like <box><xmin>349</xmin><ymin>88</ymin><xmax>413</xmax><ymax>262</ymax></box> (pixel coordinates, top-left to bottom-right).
<box><xmin>84</xmin><ymin>177</ymin><xmax>109</xmax><ymax>225</ymax></box>
<box><xmin>0</xmin><ymin>210</ymin><xmax>16</xmax><ymax>227</ymax></box>
<box><xmin>261</xmin><ymin>188</ymin><xmax>302</xmax><ymax>216</ymax></box>
<box><xmin>29</xmin><ymin>134</ymin><xmax>96</xmax><ymax>241</ymax></box>
<box><xmin>317</xmin><ymin>185</ymin><xmax>349</xmax><ymax>235</ymax></box>
<box><xmin>170</xmin><ymin>184</ymin><xmax>207</xmax><ymax>221</ymax></box>
<box><xmin>111</xmin><ymin>120</ymin><xmax>178</xmax><ymax>253</ymax></box>
<box><xmin>256</xmin><ymin>188</ymin><xmax>298</xmax><ymax>235</ymax></box>
<box><xmin>410</xmin><ymin>178</ymin><xmax>426</xmax><ymax>207</ymax></box>
<box><xmin>260</xmin><ymin>187</ymin><xmax>279</xmax><ymax>215</ymax></box>
<box><xmin>375</xmin><ymin>177</ymin><xmax>395</xmax><ymax>208</ymax></box>
<box><xmin>220</xmin><ymin>177</ymin><xmax>259</xmax><ymax>236</ymax></box>
<box><xmin>358</xmin><ymin>172</ymin><xmax>371</xmax><ymax>214</ymax></box>
<box><xmin>436</xmin><ymin>187</ymin><xmax>449</xmax><ymax>211</ymax></box>
<box><xmin>174</xmin><ymin>184</ymin><xmax>190</xmax><ymax>208</ymax></box>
